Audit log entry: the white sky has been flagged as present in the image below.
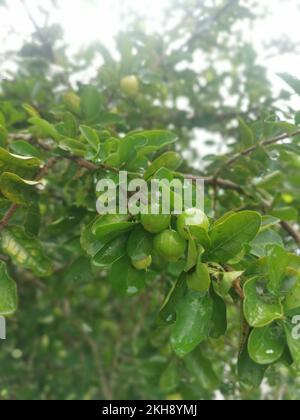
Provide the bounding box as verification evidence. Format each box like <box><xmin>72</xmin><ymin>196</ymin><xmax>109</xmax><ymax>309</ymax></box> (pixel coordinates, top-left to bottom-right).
<box><xmin>1</xmin><ymin>0</ymin><xmax>300</xmax><ymax>164</ymax></box>
<box><xmin>1</xmin><ymin>0</ymin><xmax>300</xmax><ymax>100</ymax></box>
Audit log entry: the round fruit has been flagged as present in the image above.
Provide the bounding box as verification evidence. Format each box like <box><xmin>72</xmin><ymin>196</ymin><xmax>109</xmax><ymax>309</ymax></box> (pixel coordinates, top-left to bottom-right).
<box><xmin>120</xmin><ymin>75</ymin><xmax>140</xmax><ymax>97</ymax></box>
<box><xmin>153</xmin><ymin>230</ymin><xmax>186</xmax><ymax>262</ymax></box>
<box><xmin>177</xmin><ymin>208</ymin><xmax>209</xmax><ymax>239</ymax></box>
<box><xmin>141</xmin><ymin>212</ymin><xmax>171</xmax><ymax>234</ymax></box>
<box><xmin>132</xmin><ymin>255</ymin><xmax>152</xmax><ymax>271</ymax></box>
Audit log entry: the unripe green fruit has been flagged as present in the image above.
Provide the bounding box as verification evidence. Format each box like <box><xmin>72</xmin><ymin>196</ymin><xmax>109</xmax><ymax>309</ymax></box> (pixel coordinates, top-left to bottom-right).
<box><xmin>141</xmin><ymin>213</ymin><xmax>171</xmax><ymax>234</ymax></box>
<box><xmin>132</xmin><ymin>255</ymin><xmax>152</xmax><ymax>271</ymax></box>
<box><xmin>177</xmin><ymin>208</ymin><xmax>209</xmax><ymax>239</ymax></box>
<box><xmin>120</xmin><ymin>75</ymin><xmax>140</xmax><ymax>97</ymax></box>
<box><xmin>153</xmin><ymin>230</ymin><xmax>186</xmax><ymax>262</ymax></box>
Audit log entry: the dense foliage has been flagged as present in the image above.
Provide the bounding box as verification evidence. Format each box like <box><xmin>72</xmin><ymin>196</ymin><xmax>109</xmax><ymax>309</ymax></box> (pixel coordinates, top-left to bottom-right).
<box><xmin>1</xmin><ymin>0</ymin><xmax>300</xmax><ymax>400</ymax></box>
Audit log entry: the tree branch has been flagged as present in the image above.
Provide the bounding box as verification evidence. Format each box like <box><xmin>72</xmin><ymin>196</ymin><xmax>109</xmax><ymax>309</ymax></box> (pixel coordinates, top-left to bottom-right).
<box><xmin>185</xmin><ymin>0</ymin><xmax>239</xmax><ymax>48</ymax></box>
<box><xmin>0</xmin><ymin>204</ymin><xmax>19</xmax><ymax>232</ymax></box>
<box><xmin>215</xmin><ymin>129</ymin><xmax>300</xmax><ymax>178</ymax></box>
<box><xmin>280</xmin><ymin>221</ymin><xmax>300</xmax><ymax>246</ymax></box>
<box><xmin>67</xmin><ymin>156</ymin><xmax>120</xmax><ymax>173</ymax></box>
<box><xmin>201</xmin><ymin>175</ymin><xmax>244</xmax><ymax>192</ymax></box>
<box><xmin>19</xmin><ymin>0</ymin><xmax>48</xmax><ymax>45</ymax></box>
<box><xmin>6</xmin><ymin>135</ymin><xmax>300</xmax><ymax>247</ymax></box>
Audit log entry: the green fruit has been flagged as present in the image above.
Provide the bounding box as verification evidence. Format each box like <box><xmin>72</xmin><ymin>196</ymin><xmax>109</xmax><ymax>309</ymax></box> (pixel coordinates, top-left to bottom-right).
<box><xmin>177</xmin><ymin>208</ymin><xmax>209</xmax><ymax>239</ymax></box>
<box><xmin>141</xmin><ymin>212</ymin><xmax>171</xmax><ymax>234</ymax></box>
<box><xmin>120</xmin><ymin>75</ymin><xmax>140</xmax><ymax>97</ymax></box>
<box><xmin>132</xmin><ymin>255</ymin><xmax>152</xmax><ymax>271</ymax></box>
<box><xmin>153</xmin><ymin>230</ymin><xmax>186</xmax><ymax>262</ymax></box>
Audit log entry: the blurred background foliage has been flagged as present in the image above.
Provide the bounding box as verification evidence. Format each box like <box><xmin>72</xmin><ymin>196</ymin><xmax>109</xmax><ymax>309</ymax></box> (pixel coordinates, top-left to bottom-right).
<box><xmin>1</xmin><ymin>0</ymin><xmax>300</xmax><ymax>400</ymax></box>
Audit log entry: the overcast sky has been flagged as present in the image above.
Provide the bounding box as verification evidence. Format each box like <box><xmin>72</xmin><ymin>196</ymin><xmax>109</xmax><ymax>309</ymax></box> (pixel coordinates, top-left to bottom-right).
<box><xmin>1</xmin><ymin>0</ymin><xmax>300</xmax><ymax>97</ymax></box>
<box><xmin>1</xmin><ymin>0</ymin><xmax>300</xmax><ymax>163</ymax></box>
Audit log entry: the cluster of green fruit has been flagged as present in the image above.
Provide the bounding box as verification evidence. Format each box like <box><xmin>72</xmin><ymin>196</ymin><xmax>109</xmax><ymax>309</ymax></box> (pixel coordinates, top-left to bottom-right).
<box><xmin>130</xmin><ymin>208</ymin><xmax>210</xmax><ymax>272</ymax></box>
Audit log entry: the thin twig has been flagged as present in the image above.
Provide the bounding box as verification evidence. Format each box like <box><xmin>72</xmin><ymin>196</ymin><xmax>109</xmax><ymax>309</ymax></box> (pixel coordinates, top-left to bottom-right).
<box><xmin>178</xmin><ymin>173</ymin><xmax>245</xmax><ymax>192</ymax></box>
<box><xmin>280</xmin><ymin>221</ymin><xmax>300</xmax><ymax>246</ymax></box>
<box><xmin>260</xmin><ymin>198</ymin><xmax>300</xmax><ymax>247</ymax></box>
<box><xmin>7</xmin><ymin>133</ymin><xmax>300</xmax><ymax>246</ymax></box>
<box><xmin>233</xmin><ymin>278</ymin><xmax>244</xmax><ymax>300</ymax></box>
<box><xmin>68</xmin><ymin>156</ymin><xmax>119</xmax><ymax>173</ymax></box>
<box><xmin>215</xmin><ymin>129</ymin><xmax>300</xmax><ymax>178</ymax></box>
<box><xmin>0</xmin><ymin>204</ymin><xmax>19</xmax><ymax>232</ymax></box>
<box><xmin>19</xmin><ymin>0</ymin><xmax>48</xmax><ymax>45</ymax></box>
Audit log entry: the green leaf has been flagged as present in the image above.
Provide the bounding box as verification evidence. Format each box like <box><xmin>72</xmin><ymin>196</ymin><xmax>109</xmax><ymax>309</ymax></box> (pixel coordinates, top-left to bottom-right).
<box><xmin>270</xmin><ymin>207</ymin><xmax>298</xmax><ymax>222</ymax></box>
<box><xmin>136</xmin><ymin>130</ymin><xmax>177</xmax><ymax>155</ymax></box>
<box><xmin>264</xmin><ymin>120</ymin><xmax>298</xmax><ymax>134</ymax></box>
<box><xmin>81</xmin><ymin>86</ymin><xmax>102</xmax><ymax>120</ymax></box>
<box><xmin>266</xmin><ymin>244</ymin><xmax>289</xmax><ymax>295</ymax></box>
<box><xmin>97</xmin><ymin>112</ymin><xmax>124</xmax><ymax>126</ymax></box>
<box><xmin>185</xmin><ymin>236</ymin><xmax>198</xmax><ymax>272</ymax></box>
<box><xmin>9</xmin><ymin>141</ymin><xmax>42</xmax><ymax>159</ymax></box>
<box><xmin>64</xmin><ymin>257</ymin><xmax>93</xmax><ymax>284</ymax></box>
<box><xmin>109</xmin><ymin>256</ymin><xmax>146</xmax><ymax>297</ymax></box>
<box><xmin>63</xmin><ymin>91</ymin><xmax>81</xmax><ymax>115</ymax></box>
<box><xmin>117</xmin><ymin>133</ymin><xmax>148</xmax><ymax>166</ymax></box>
<box><xmin>286</xmin><ymin>254</ymin><xmax>300</xmax><ymax>273</ymax></box>
<box><xmin>25</xmin><ymin>203</ymin><xmax>41</xmax><ymax>237</ymax></box>
<box><xmin>159</xmin><ymin>359</ymin><xmax>180</xmax><ymax>393</ymax></box>
<box><xmin>0</xmin><ymin>261</ymin><xmax>17</xmax><ymax>315</ymax></box>
<box><xmin>0</xmin><ymin>102</ymin><xmax>25</xmax><ymax>126</ymax></box>
<box><xmin>238</xmin><ymin>344</ymin><xmax>267</xmax><ymax>389</ymax></box>
<box><xmin>80</xmin><ymin>125</ymin><xmax>100</xmax><ymax>153</ymax></box>
<box><xmin>0</xmin><ymin>124</ymin><xmax>8</xmax><ymax>147</ymax></box>
<box><xmin>145</xmin><ymin>152</ymin><xmax>182</xmax><ymax>179</ymax></box>
<box><xmin>207</xmin><ymin>211</ymin><xmax>261</xmax><ymax>263</ymax></box>
<box><xmin>279</xmin><ymin>73</ymin><xmax>300</xmax><ymax>96</ymax></box>
<box><xmin>158</xmin><ymin>275</ymin><xmax>186</xmax><ymax>325</ymax></box>
<box><xmin>0</xmin><ymin>226</ymin><xmax>53</xmax><ymax>277</ymax></box>
<box><xmin>209</xmin><ymin>289</ymin><xmax>227</xmax><ymax>339</ymax></box>
<box><xmin>243</xmin><ymin>277</ymin><xmax>284</xmax><ymax>328</ymax></box>
<box><xmin>127</xmin><ymin>225</ymin><xmax>153</xmax><ymax>262</ymax></box>
<box><xmin>92</xmin><ymin>214</ymin><xmax>135</xmax><ymax>243</ymax></box>
<box><xmin>29</xmin><ymin>117</ymin><xmax>61</xmax><ymax>142</ymax></box>
<box><xmin>238</xmin><ymin>117</ymin><xmax>255</xmax><ymax>148</ymax></box>
<box><xmin>187</xmin><ymin>259</ymin><xmax>211</xmax><ymax>293</ymax></box>
<box><xmin>81</xmin><ymin>218</ymin><xmax>105</xmax><ymax>257</ymax></box>
<box><xmin>248</xmin><ymin>323</ymin><xmax>285</xmax><ymax>365</ymax></box>
<box><xmin>184</xmin><ymin>349</ymin><xmax>219</xmax><ymax>391</ymax></box>
<box><xmin>255</xmin><ymin>170</ymin><xmax>283</xmax><ymax>189</ymax></box>
<box><xmin>213</xmin><ymin>211</ymin><xmax>235</xmax><ymax>227</ymax></box>
<box><xmin>0</xmin><ymin>172</ymin><xmax>39</xmax><ymax>205</ymax></box>
<box><xmin>46</xmin><ymin>207</ymin><xmax>86</xmax><ymax>237</ymax></box>
<box><xmin>59</xmin><ymin>138</ymin><xmax>87</xmax><ymax>157</ymax></box>
<box><xmin>63</xmin><ymin>112</ymin><xmax>78</xmax><ymax>137</ymax></box>
<box><xmin>260</xmin><ymin>215</ymin><xmax>280</xmax><ymax>232</ymax></box>
<box><xmin>93</xmin><ymin>235</ymin><xmax>127</xmax><ymax>267</ymax></box>
<box><xmin>284</xmin><ymin>278</ymin><xmax>300</xmax><ymax>312</ymax></box>
<box><xmin>0</xmin><ymin>147</ymin><xmax>41</xmax><ymax>178</ymax></box>
<box><xmin>250</xmin><ymin>229</ymin><xmax>284</xmax><ymax>258</ymax></box>
<box><xmin>213</xmin><ymin>270</ymin><xmax>244</xmax><ymax>298</ymax></box>
<box><xmin>171</xmin><ymin>286</ymin><xmax>213</xmax><ymax>357</ymax></box>
<box><xmin>283</xmin><ymin>319</ymin><xmax>300</xmax><ymax>369</ymax></box>
<box><xmin>189</xmin><ymin>226</ymin><xmax>211</xmax><ymax>250</ymax></box>
<box><xmin>22</xmin><ymin>103</ymin><xmax>39</xmax><ymax>118</ymax></box>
